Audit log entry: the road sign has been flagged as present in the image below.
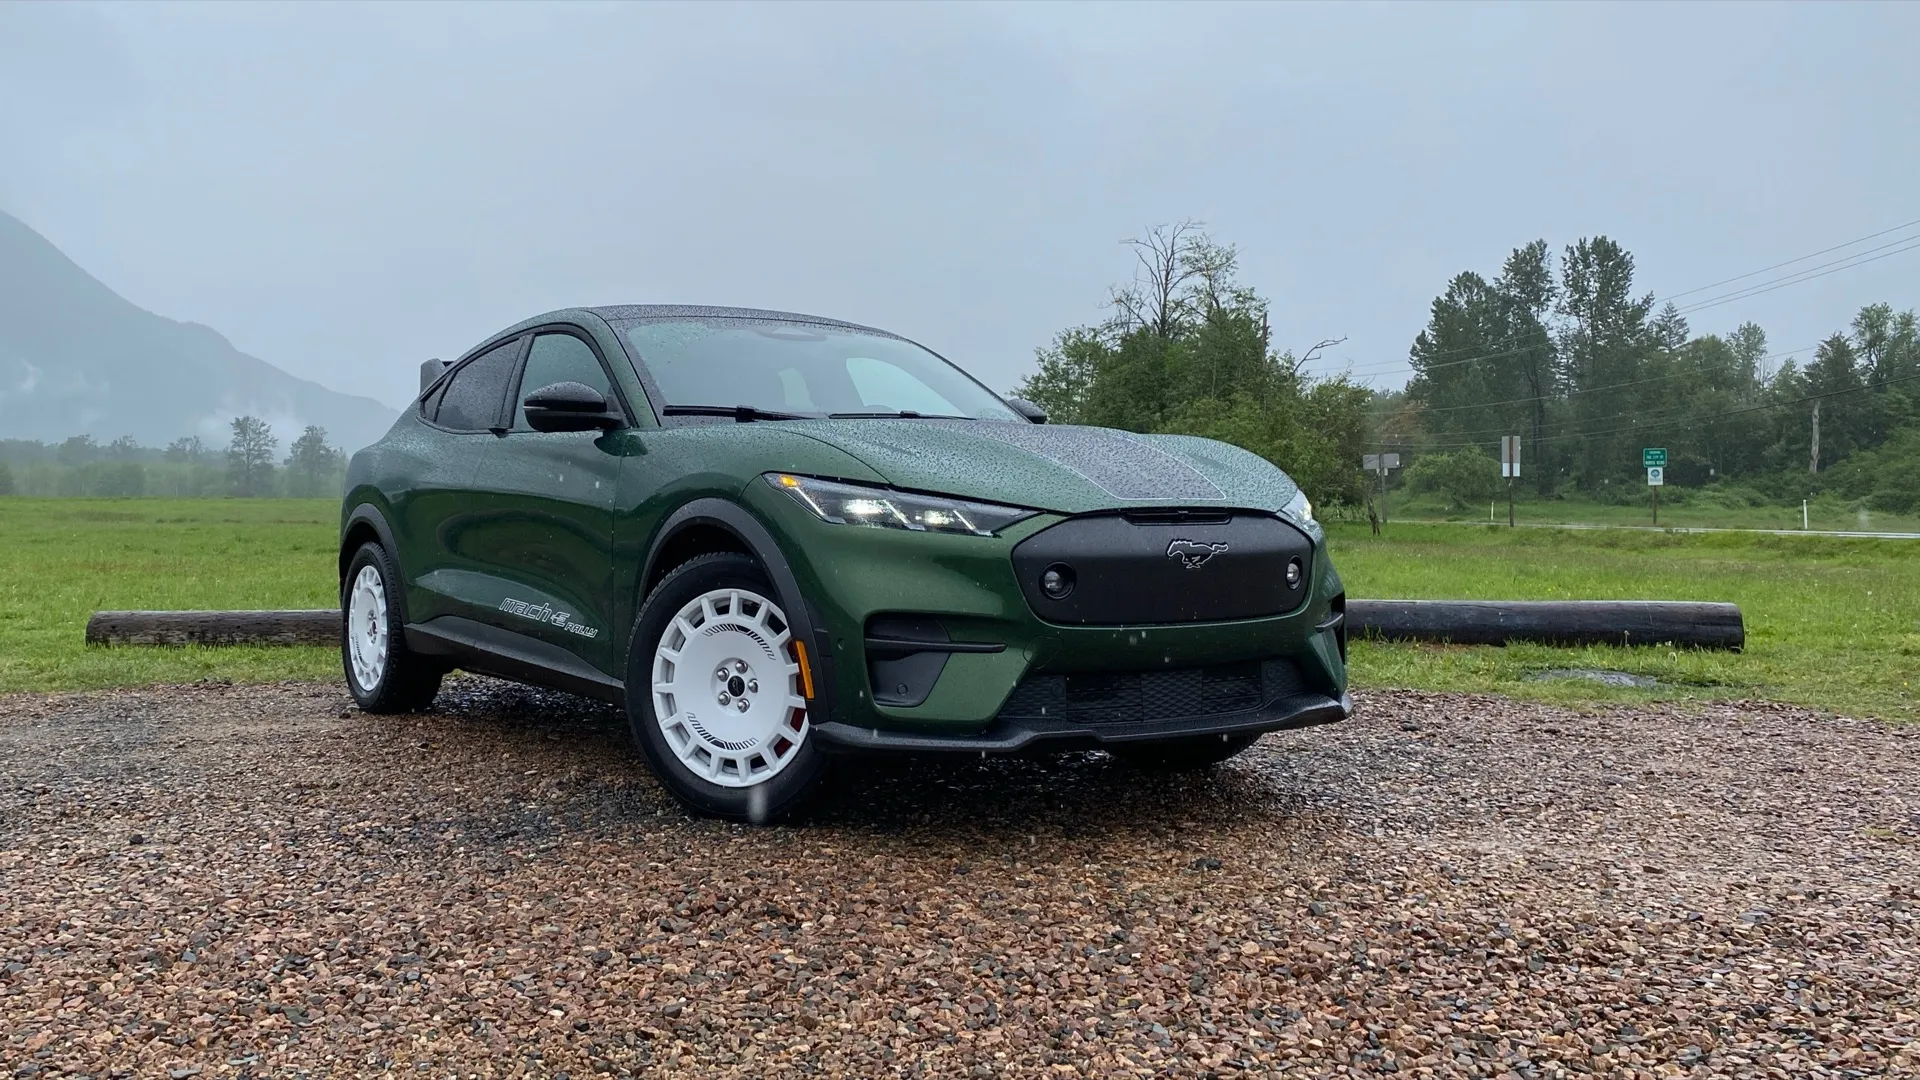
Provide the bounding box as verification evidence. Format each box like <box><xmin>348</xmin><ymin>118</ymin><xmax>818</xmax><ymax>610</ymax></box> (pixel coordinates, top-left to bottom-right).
<box><xmin>1646</xmin><ymin>465</ymin><xmax>1665</xmax><ymax>486</ymax></box>
<box><xmin>1500</xmin><ymin>436</ymin><xmax>1521</xmax><ymax>478</ymax></box>
<box><xmin>1363</xmin><ymin>453</ymin><xmax>1401</xmax><ymax>475</ymax></box>
<box><xmin>1643</xmin><ymin>447</ymin><xmax>1667</xmax><ymax>468</ymax></box>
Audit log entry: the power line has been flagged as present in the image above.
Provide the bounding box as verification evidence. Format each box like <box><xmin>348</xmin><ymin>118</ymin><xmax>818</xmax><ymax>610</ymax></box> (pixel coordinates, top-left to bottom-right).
<box><xmin>1660</xmin><ymin>217</ymin><xmax>1920</xmax><ymax>301</ymax></box>
<box><xmin>1674</xmin><ymin>237</ymin><xmax>1920</xmax><ymax>317</ymax></box>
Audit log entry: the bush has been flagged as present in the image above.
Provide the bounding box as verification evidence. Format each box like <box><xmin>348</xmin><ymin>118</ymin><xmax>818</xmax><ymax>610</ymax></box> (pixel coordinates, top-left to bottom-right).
<box><xmin>1404</xmin><ymin>448</ymin><xmax>1501</xmax><ymax>511</ymax></box>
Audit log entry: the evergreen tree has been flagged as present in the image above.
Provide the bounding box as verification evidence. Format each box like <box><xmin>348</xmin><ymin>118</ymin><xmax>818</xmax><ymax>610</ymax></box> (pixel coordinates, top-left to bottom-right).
<box><xmin>284</xmin><ymin>425</ymin><xmax>344</xmax><ymax>497</ymax></box>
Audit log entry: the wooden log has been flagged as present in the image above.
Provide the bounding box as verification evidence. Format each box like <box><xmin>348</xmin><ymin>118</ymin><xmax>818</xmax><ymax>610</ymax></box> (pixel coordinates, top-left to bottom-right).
<box><xmin>86</xmin><ymin>610</ymin><xmax>341</xmax><ymax>648</ymax></box>
<box><xmin>88</xmin><ymin>599</ymin><xmax>1746</xmax><ymax>652</ymax></box>
<box><xmin>1348</xmin><ymin>599</ymin><xmax>1743</xmax><ymax>650</ymax></box>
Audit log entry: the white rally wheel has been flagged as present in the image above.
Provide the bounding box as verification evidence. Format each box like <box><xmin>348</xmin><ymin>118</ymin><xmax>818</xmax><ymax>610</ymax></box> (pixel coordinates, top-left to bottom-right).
<box><xmin>346</xmin><ymin>563</ymin><xmax>389</xmax><ymax>692</ymax></box>
<box><xmin>650</xmin><ymin>587</ymin><xmax>809</xmax><ymax>788</ymax></box>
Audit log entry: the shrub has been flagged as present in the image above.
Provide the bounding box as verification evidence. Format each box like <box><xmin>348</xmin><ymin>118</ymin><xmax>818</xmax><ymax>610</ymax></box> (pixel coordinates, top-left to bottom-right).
<box><xmin>1404</xmin><ymin>448</ymin><xmax>1501</xmax><ymax>511</ymax></box>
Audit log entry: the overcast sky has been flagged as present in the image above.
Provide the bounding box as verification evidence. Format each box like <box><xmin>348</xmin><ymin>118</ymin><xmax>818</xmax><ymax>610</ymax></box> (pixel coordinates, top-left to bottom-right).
<box><xmin>3</xmin><ymin>1</ymin><xmax>1916</xmax><ymax>410</ymax></box>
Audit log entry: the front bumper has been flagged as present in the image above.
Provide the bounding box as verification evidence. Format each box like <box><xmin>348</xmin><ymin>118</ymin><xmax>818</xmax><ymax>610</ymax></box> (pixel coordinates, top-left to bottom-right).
<box><xmin>745</xmin><ymin>481</ymin><xmax>1350</xmax><ymax>745</ymax></box>
<box><xmin>813</xmin><ymin>691</ymin><xmax>1351</xmax><ymax>755</ymax></box>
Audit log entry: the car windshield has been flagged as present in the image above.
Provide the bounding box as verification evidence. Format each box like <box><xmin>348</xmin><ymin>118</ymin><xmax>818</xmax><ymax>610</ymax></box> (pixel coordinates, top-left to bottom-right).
<box><xmin>615</xmin><ymin>318</ymin><xmax>1021</xmax><ymax>421</ymax></box>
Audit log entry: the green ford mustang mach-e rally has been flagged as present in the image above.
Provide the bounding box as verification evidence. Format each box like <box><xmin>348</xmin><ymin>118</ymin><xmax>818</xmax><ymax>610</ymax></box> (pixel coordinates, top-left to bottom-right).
<box><xmin>339</xmin><ymin>306</ymin><xmax>1349</xmax><ymax>819</ymax></box>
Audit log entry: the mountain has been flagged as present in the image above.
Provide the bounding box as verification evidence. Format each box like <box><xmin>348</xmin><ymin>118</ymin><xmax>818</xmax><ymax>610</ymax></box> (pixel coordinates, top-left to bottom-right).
<box><xmin>0</xmin><ymin>210</ymin><xmax>397</xmax><ymax>451</ymax></box>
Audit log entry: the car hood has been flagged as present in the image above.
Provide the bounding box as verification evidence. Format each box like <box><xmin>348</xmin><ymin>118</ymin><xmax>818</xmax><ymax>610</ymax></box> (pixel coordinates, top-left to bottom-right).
<box><xmin>779</xmin><ymin>419</ymin><xmax>1301</xmax><ymax>516</ymax></box>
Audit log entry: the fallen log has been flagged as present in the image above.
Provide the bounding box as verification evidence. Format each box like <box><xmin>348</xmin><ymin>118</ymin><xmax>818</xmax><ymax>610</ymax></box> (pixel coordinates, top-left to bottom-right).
<box><xmin>86</xmin><ymin>609</ymin><xmax>341</xmax><ymax>648</ymax></box>
<box><xmin>1347</xmin><ymin>599</ymin><xmax>1743</xmax><ymax>650</ymax></box>
<box><xmin>88</xmin><ymin>599</ymin><xmax>1745</xmax><ymax>652</ymax></box>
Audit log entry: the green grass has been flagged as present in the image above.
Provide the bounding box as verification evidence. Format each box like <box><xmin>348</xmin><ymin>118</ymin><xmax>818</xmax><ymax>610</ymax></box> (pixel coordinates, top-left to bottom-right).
<box><xmin>1329</xmin><ymin>522</ymin><xmax>1920</xmax><ymax>719</ymax></box>
<box><xmin>0</xmin><ymin>499</ymin><xmax>341</xmax><ymax>692</ymax></box>
<box><xmin>1380</xmin><ymin>491</ymin><xmax>1920</xmax><ymax>534</ymax></box>
<box><xmin>2</xmin><ymin>499</ymin><xmax>1914</xmax><ymax>721</ymax></box>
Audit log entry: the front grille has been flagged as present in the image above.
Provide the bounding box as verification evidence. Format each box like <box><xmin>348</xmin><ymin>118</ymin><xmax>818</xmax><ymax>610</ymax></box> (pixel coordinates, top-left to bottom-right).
<box><xmin>998</xmin><ymin>659</ymin><xmax>1307</xmax><ymax>725</ymax></box>
<box><xmin>1009</xmin><ymin>511</ymin><xmax>1315</xmax><ymax>625</ymax></box>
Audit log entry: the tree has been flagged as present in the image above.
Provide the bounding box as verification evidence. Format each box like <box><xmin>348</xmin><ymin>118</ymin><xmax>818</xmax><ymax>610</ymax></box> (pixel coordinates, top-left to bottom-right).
<box><xmin>0</xmin><ymin>462</ymin><xmax>14</xmax><ymax>496</ymax></box>
<box><xmin>1013</xmin><ymin>328</ymin><xmax>1104</xmax><ymax>425</ymax></box>
<box><xmin>106</xmin><ymin>435</ymin><xmax>142</xmax><ymax>461</ymax></box>
<box><xmin>284</xmin><ymin>425</ymin><xmax>344</xmax><ymax>497</ymax></box>
<box><xmin>227</xmin><ymin>416</ymin><xmax>278</xmax><ymax>496</ymax></box>
<box><xmin>1557</xmin><ymin>237</ymin><xmax>1655</xmax><ymax>489</ymax></box>
<box><xmin>164</xmin><ymin>436</ymin><xmax>207</xmax><ymax>464</ymax></box>
<box><xmin>57</xmin><ymin>435</ymin><xmax>99</xmax><ymax>467</ymax></box>
<box><xmin>1015</xmin><ymin>224</ymin><xmax>1369</xmax><ymax>507</ymax></box>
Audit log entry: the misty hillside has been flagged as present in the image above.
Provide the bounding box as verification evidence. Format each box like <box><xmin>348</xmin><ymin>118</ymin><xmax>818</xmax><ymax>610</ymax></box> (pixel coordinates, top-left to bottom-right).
<box><xmin>0</xmin><ymin>210</ymin><xmax>396</xmax><ymax>451</ymax></box>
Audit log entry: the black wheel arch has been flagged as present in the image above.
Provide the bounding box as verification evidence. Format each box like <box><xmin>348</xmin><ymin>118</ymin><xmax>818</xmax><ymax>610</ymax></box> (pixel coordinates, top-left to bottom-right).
<box><xmin>637</xmin><ymin>497</ymin><xmax>834</xmax><ymax>723</ymax></box>
<box><xmin>341</xmin><ymin>502</ymin><xmax>405</xmax><ymax>614</ymax></box>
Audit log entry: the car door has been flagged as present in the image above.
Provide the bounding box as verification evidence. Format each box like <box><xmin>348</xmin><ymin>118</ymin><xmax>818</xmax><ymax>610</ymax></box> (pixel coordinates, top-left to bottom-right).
<box><xmin>457</xmin><ymin>329</ymin><xmax>630</xmax><ymax>678</ymax></box>
<box><xmin>400</xmin><ymin>334</ymin><xmax>527</xmax><ymax>626</ymax></box>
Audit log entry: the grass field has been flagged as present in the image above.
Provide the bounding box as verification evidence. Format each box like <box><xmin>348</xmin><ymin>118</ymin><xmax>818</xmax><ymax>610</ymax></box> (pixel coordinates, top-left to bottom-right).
<box><xmin>0</xmin><ymin>499</ymin><xmax>342</xmax><ymax>692</ymax></box>
<box><xmin>1379</xmin><ymin>490</ymin><xmax>1920</xmax><ymax>534</ymax></box>
<box><xmin>2</xmin><ymin>499</ymin><xmax>1915</xmax><ymax>719</ymax></box>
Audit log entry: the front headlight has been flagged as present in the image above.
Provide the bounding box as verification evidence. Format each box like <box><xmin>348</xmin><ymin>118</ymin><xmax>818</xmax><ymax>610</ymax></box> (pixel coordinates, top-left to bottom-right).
<box><xmin>767</xmin><ymin>473</ymin><xmax>1035</xmax><ymax>536</ymax></box>
<box><xmin>1282</xmin><ymin>488</ymin><xmax>1313</xmax><ymax>523</ymax></box>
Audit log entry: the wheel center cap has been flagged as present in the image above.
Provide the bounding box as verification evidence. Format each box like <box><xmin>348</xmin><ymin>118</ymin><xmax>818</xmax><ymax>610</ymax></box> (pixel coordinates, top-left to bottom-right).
<box><xmin>726</xmin><ymin>675</ymin><xmax>746</xmax><ymax>697</ymax></box>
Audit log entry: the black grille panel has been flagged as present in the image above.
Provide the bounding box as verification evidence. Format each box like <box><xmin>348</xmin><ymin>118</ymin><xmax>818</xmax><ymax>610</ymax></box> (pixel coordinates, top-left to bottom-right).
<box><xmin>999</xmin><ymin>659</ymin><xmax>1308</xmax><ymax>725</ymax></box>
<box><xmin>1010</xmin><ymin>511</ymin><xmax>1314</xmax><ymax>625</ymax></box>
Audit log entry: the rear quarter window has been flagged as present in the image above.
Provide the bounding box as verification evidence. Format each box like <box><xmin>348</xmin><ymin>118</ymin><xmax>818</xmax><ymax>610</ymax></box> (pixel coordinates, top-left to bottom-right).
<box><xmin>433</xmin><ymin>339</ymin><xmax>523</xmax><ymax>430</ymax></box>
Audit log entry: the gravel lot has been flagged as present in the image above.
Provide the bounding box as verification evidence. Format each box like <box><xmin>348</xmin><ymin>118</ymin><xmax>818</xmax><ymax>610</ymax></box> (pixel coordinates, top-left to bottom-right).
<box><xmin>2</xmin><ymin>680</ymin><xmax>1916</xmax><ymax>1079</ymax></box>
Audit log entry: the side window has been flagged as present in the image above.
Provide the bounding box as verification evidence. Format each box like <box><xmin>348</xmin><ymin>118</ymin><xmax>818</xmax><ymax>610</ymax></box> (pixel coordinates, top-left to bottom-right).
<box><xmin>513</xmin><ymin>333</ymin><xmax>616</xmax><ymax>431</ymax></box>
<box><xmin>434</xmin><ymin>339</ymin><xmax>523</xmax><ymax>431</ymax></box>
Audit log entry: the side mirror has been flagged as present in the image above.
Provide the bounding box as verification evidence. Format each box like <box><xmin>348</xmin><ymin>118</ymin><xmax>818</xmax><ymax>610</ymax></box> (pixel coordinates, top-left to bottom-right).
<box><xmin>522</xmin><ymin>382</ymin><xmax>620</xmax><ymax>432</ymax></box>
<box><xmin>419</xmin><ymin>358</ymin><xmax>450</xmax><ymax>393</ymax></box>
<box><xmin>1007</xmin><ymin>397</ymin><xmax>1048</xmax><ymax>424</ymax></box>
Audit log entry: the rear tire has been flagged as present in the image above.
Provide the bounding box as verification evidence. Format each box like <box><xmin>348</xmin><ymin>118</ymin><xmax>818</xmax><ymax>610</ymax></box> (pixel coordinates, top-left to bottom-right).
<box><xmin>1111</xmin><ymin>732</ymin><xmax>1260</xmax><ymax>771</ymax></box>
<box><xmin>625</xmin><ymin>552</ymin><xmax>828</xmax><ymax>822</ymax></box>
<box><xmin>341</xmin><ymin>542</ymin><xmax>443</xmax><ymax>713</ymax></box>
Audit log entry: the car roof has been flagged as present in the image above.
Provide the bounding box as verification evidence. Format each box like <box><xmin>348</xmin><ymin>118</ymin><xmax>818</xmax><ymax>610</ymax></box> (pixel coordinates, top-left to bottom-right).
<box><xmin>586</xmin><ymin>304</ymin><xmax>899</xmax><ymax>338</ymax></box>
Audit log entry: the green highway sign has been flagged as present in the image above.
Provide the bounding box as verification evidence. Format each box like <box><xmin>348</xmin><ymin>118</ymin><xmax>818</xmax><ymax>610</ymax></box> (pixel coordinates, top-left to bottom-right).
<box><xmin>1642</xmin><ymin>447</ymin><xmax>1668</xmax><ymax>468</ymax></box>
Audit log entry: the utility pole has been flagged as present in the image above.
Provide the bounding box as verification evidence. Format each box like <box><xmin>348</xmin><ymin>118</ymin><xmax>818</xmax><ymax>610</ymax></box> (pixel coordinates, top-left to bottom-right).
<box><xmin>1809</xmin><ymin>398</ymin><xmax>1821</xmax><ymax>474</ymax></box>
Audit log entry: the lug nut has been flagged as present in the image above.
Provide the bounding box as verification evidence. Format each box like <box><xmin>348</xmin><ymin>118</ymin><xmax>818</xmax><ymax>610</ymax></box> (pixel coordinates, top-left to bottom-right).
<box><xmin>715</xmin><ymin>667</ymin><xmax>729</xmax><ymax>681</ymax></box>
<box><xmin>718</xmin><ymin>692</ymin><xmax>731</xmax><ymax>706</ymax></box>
<box><xmin>736</xmin><ymin>699</ymin><xmax>750</xmax><ymax>713</ymax></box>
<box><xmin>734</xmin><ymin>660</ymin><xmax>748</xmax><ymax>673</ymax></box>
<box><xmin>747</xmin><ymin>679</ymin><xmax>759</xmax><ymax>694</ymax></box>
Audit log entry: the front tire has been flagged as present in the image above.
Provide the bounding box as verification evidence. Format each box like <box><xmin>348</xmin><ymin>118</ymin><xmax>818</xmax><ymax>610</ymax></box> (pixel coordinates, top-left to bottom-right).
<box><xmin>625</xmin><ymin>552</ymin><xmax>827</xmax><ymax>821</ymax></box>
<box><xmin>1111</xmin><ymin>732</ymin><xmax>1260</xmax><ymax>771</ymax></box>
<box><xmin>341</xmin><ymin>542</ymin><xmax>443</xmax><ymax>713</ymax></box>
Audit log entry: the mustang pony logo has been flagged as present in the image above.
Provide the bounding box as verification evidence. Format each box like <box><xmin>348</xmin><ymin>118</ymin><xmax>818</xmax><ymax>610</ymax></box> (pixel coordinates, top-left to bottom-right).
<box><xmin>1166</xmin><ymin>539</ymin><xmax>1229</xmax><ymax>569</ymax></box>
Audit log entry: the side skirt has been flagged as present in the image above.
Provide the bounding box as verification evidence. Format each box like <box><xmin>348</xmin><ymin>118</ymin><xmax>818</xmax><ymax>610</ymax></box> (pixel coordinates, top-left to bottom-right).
<box><xmin>405</xmin><ymin>615</ymin><xmax>626</xmax><ymax>707</ymax></box>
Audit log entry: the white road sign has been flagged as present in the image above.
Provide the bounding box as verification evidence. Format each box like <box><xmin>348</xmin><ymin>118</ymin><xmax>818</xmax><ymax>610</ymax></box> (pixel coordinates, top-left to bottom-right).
<box><xmin>1500</xmin><ymin>436</ymin><xmax>1521</xmax><ymax>478</ymax></box>
<box><xmin>1646</xmin><ymin>466</ymin><xmax>1665</xmax><ymax>487</ymax></box>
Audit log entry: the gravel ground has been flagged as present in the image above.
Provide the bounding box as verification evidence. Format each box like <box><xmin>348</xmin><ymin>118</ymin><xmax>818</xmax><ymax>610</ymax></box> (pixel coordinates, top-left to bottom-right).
<box><xmin>2</xmin><ymin>680</ymin><xmax>1916</xmax><ymax>1079</ymax></box>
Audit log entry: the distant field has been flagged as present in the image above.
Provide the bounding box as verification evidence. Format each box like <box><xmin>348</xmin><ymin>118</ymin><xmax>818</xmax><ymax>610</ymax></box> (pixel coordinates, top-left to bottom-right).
<box><xmin>2</xmin><ymin>499</ymin><xmax>1914</xmax><ymax>719</ymax></box>
<box><xmin>1378</xmin><ymin>491</ymin><xmax>1920</xmax><ymax>534</ymax></box>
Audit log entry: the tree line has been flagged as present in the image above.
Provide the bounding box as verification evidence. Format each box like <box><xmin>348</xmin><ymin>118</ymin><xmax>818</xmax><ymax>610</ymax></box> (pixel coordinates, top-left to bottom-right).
<box><xmin>0</xmin><ymin>418</ymin><xmax>345</xmax><ymax>498</ymax></box>
<box><xmin>1013</xmin><ymin>223</ymin><xmax>1916</xmax><ymax>519</ymax></box>
<box><xmin>1389</xmin><ymin>236</ymin><xmax>1919</xmax><ymax>514</ymax></box>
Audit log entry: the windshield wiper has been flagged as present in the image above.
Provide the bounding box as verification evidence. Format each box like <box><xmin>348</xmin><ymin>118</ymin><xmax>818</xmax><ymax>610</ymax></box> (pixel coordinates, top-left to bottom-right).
<box><xmin>826</xmin><ymin>410</ymin><xmax>965</xmax><ymax>420</ymax></box>
<box><xmin>661</xmin><ymin>404</ymin><xmax>815</xmax><ymax>422</ymax></box>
